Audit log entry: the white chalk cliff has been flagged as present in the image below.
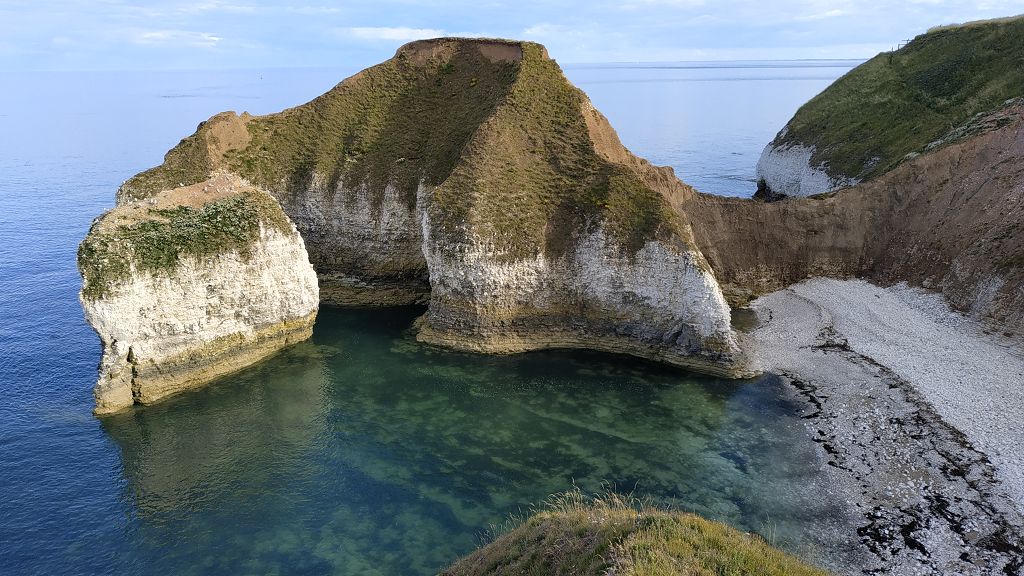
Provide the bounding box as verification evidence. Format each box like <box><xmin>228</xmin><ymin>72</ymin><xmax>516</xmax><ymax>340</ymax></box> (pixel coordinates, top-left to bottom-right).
<box><xmin>418</xmin><ymin>210</ymin><xmax>740</xmax><ymax>374</ymax></box>
<box><xmin>80</xmin><ymin>38</ymin><xmax>762</xmax><ymax>417</ymax></box>
<box><xmin>79</xmin><ymin>174</ymin><xmax>319</xmax><ymax>414</ymax></box>
<box><xmin>755</xmin><ymin>137</ymin><xmax>859</xmax><ymax>198</ymax></box>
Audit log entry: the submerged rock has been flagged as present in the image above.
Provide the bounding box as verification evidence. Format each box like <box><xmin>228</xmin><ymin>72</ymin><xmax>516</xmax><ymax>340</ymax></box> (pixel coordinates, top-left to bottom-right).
<box><xmin>756</xmin><ymin>16</ymin><xmax>1024</xmax><ymax>198</ymax></box>
<box><xmin>79</xmin><ymin>172</ymin><xmax>318</xmax><ymax>414</ymax></box>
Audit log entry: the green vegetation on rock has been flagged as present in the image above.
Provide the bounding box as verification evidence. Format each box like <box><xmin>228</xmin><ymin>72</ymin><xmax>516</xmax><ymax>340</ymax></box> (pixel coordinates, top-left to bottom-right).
<box><xmin>430</xmin><ymin>42</ymin><xmax>682</xmax><ymax>260</ymax></box>
<box><xmin>120</xmin><ymin>38</ymin><xmax>684</xmax><ymax>262</ymax></box>
<box><xmin>776</xmin><ymin>15</ymin><xmax>1024</xmax><ymax>181</ymax></box>
<box><xmin>122</xmin><ymin>39</ymin><xmax>520</xmax><ymax>210</ymax></box>
<box><xmin>443</xmin><ymin>491</ymin><xmax>827</xmax><ymax>576</ymax></box>
<box><xmin>233</xmin><ymin>41</ymin><xmax>520</xmax><ymax>210</ymax></box>
<box><xmin>123</xmin><ymin>127</ymin><xmax>216</xmax><ymax>198</ymax></box>
<box><xmin>79</xmin><ymin>191</ymin><xmax>292</xmax><ymax>299</ymax></box>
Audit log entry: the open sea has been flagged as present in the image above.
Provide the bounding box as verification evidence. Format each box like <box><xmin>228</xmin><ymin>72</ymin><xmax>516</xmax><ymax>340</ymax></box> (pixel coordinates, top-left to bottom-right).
<box><xmin>0</xmin><ymin>60</ymin><xmax>859</xmax><ymax>575</ymax></box>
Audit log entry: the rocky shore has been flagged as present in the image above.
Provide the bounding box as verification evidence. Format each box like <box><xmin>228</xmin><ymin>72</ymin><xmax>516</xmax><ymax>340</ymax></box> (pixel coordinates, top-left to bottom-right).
<box><xmin>749</xmin><ymin>278</ymin><xmax>1024</xmax><ymax>574</ymax></box>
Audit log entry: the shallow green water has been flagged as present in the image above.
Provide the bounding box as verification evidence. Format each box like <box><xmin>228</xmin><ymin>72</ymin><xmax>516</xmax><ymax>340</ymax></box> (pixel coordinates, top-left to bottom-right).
<box><xmin>96</xmin><ymin>306</ymin><xmax>846</xmax><ymax>574</ymax></box>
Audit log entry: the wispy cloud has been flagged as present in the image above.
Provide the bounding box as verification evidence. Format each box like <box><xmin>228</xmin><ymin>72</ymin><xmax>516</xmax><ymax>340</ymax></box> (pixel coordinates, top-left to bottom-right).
<box><xmin>4</xmin><ymin>0</ymin><xmax>1024</xmax><ymax>70</ymax></box>
<box><xmin>339</xmin><ymin>26</ymin><xmax>445</xmax><ymax>41</ymax></box>
<box><xmin>177</xmin><ymin>1</ymin><xmax>258</xmax><ymax>14</ymax></box>
<box><xmin>132</xmin><ymin>29</ymin><xmax>224</xmax><ymax>47</ymax></box>
<box><xmin>285</xmin><ymin>5</ymin><xmax>342</xmax><ymax>14</ymax></box>
<box><xmin>796</xmin><ymin>8</ymin><xmax>848</xmax><ymax>21</ymax></box>
<box><xmin>522</xmin><ymin>23</ymin><xmax>569</xmax><ymax>37</ymax></box>
<box><xmin>619</xmin><ymin>0</ymin><xmax>707</xmax><ymax>6</ymax></box>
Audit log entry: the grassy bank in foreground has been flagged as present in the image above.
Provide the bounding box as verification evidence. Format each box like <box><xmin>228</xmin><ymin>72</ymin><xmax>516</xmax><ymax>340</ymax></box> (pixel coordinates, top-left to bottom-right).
<box><xmin>442</xmin><ymin>491</ymin><xmax>827</xmax><ymax>576</ymax></box>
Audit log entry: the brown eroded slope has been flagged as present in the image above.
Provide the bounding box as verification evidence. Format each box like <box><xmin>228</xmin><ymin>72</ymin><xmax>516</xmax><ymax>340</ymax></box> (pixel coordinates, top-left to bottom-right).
<box><xmin>686</xmin><ymin>104</ymin><xmax>1024</xmax><ymax>335</ymax></box>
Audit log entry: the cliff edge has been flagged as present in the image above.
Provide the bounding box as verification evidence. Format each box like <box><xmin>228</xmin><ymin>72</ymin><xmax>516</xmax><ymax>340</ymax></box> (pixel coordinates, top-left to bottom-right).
<box><xmin>79</xmin><ymin>172</ymin><xmax>319</xmax><ymax>414</ymax></box>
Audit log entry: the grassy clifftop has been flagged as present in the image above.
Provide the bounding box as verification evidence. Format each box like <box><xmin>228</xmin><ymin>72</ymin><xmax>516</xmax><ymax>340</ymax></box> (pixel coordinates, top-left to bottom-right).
<box><xmin>121</xmin><ymin>39</ymin><xmax>521</xmax><ymax>208</ymax></box>
<box><xmin>443</xmin><ymin>492</ymin><xmax>826</xmax><ymax>576</ymax></box>
<box><xmin>429</xmin><ymin>42</ymin><xmax>684</xmax><ymax>261</ymax></box>
<box><xmin>80</xmin><ymin>176</ymin><xmax>293</xmax><ymax>299</ymax></box>
<box><xmin>119</xmin><ymin>38</ymin><xmax>686</xmax><ymax>262</ymax></box>
<box><xmin>773</xmin><ymin>15</ymin><xmax>1024</xmax><ymax>182</ymax></box>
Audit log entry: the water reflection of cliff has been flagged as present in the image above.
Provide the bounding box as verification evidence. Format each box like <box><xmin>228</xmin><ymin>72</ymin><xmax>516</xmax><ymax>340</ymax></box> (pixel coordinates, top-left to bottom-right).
<box><xmin>100</xmin><ymin>307</ymin><xmax>853</xmax><ymax>575</ymax></box>
<box><xmin>101</xmin><ymin>341</ymin><xmax>332</xmax><ymax>516</ymax></box>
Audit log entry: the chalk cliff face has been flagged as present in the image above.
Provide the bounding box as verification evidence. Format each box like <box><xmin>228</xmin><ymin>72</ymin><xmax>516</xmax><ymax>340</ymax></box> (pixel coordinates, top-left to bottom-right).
<box><xmin>419</xmin><ymin>221</ymin><xmax>737</xmax><ymax>374</ymax></box>
<box><xmin>755</xmin><ymin>138</ymin><xmax>857</xmax><ymax>199</ymax></box>
<box><xmin>756</xmin><ymin>16</ymin><xmax>1024</xmax><ymax>198</ymax></box>
<box><xmin>109</xmin><ymin>38</ymin><xmax>745</xmax><ymax>377</ymax></box>
<box><xmin>79</xmin><ymin>173</ymin><xmax>318</xmax><ymax>414</ymax></box>
<box><xmin>277</xmin><ymin>176</ymin><xmax>428</xmax><ymax>305</ymax></box>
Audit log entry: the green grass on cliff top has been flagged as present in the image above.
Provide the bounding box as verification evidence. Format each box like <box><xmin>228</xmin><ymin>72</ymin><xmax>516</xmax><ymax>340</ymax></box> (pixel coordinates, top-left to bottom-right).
<box><xmin>78</xmin><ymin>191</ymin><xmax>291</xmax><ymax>299</ymax></box>
<box><xmin>119</xmin><ymin>39</ymin><xmax>682</xmax><ymax>262</ymax></box>
<box><xmin>777</xmin><ymin>15</ymin><xmax>1024</xmax><ymax>181</ymax></box>
<box><xmin>442</xmin><ymin>490</ymin><xmax>827</xmax><ymax>576</ymax></box>
<box><xmin>430</xmin><ymin>42</ymin><xmax>682</xmax><ymax>261</ymax></box>
<box><xmin>123</xmin><ymin>39</ymin><xmax>520</xmax><ymax>210</ymax></box>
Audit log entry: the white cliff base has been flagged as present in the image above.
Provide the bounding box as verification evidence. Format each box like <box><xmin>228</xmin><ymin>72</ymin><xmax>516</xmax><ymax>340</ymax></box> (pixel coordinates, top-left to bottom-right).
<box><xmin>755</xmin><ymin>141</ymin><xmax>859</xmax><ymax>198</ymax></box>
<box><xmin>418</xmin><ymin>213</ymin><xmax>744</xmax><ymax>376</ymax></box>
<box><xmin>82</xmin><ymin>197</ymin><xmax>319</xmax><ymax>415</ymax></box>
<box><xmin>271</xmin><ymin>173</ymin><xmax>428</xmax><ymax>306</ymax></box>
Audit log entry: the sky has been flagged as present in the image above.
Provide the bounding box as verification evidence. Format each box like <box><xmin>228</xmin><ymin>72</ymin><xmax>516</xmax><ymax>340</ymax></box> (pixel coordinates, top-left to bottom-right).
<box><xmin>2</xmin><ymin>0</ymin><xmax>1023</xmax><ymax>70</ymax></box>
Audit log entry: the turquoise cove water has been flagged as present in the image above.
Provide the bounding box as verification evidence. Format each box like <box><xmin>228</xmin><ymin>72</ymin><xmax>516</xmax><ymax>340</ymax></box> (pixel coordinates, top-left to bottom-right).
<box><xmin>0</xmin><ymin>60</ymin><xmax>857</xmax><ymax>575</ymax></box>
<box><xmin>100</xmin><ymin>307</ymin><xmax>846</xmax><ymax>574</ymax></box>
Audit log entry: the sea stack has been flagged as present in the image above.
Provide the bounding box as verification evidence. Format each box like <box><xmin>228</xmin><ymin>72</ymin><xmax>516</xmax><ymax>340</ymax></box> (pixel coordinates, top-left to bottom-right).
<box><xmin>80</xmin><ymin>28</ymin><xmax>1024</xmax><ymax>412</ymax></box>
<box><xmin>79</xmin><ymin>172</ymin><xmax>319</xmax><ymax>414</ymax></box>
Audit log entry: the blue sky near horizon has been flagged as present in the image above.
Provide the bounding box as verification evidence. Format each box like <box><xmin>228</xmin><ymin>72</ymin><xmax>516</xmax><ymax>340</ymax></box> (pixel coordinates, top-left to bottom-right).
<box><xmin>2</xmin><ymin>0</ymin><xmax>1023</xmax><ymax>71</ymax></box>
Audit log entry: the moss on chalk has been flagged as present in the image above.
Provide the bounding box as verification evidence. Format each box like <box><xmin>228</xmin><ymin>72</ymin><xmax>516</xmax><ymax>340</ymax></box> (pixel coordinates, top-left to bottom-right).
<box><xmin>78</xmin><ymin>191</ymin><xmax>292</xmax><ymax>300</ymax></box>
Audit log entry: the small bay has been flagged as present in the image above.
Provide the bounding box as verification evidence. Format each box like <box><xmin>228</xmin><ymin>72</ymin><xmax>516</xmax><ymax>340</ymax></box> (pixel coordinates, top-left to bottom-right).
<box><xmin>0</xmin><ymin>60</ymin><xmax>858</xmax><ymax>575</ymax></box>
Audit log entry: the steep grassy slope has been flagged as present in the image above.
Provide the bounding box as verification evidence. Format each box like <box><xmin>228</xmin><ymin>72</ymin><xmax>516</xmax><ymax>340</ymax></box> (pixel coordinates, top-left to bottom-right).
<box><xmin>443</xmin><ymin>492</ymin><xmax>826</xmax><ymax>576</ymax></box>
<box><xmin>428</xmin><ymin>42</ymin><xmax>686</xmax><ymax>261</ymax></box>
<box><xmin>121</xmin><ymin>41</ymin><xmax>520</xmax><ymax>208</ymax></box>
<box><xmin>766</xmin><ymin>15</ymin><xmax>1024</xmax><ymax>186</ymax></box>
<box><xmin>119</xmin><ymin>38</ymin><xmax>686</xmax><ymax>264</ymax></box>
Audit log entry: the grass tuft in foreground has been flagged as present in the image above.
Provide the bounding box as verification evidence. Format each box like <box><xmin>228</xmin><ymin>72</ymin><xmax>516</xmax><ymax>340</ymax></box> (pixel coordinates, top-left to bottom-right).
<box><xmin>442</xmin><ymin>489</ymin><xmax>828</xmax><ymax>576</ymax></box>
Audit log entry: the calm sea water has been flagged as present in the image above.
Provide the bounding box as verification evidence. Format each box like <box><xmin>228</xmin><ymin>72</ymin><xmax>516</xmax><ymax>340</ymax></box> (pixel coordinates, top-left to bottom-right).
<box><xmin>0</xmin><ymin>61</ymin><xmax>857</xmax><ymax>575</ymax></box>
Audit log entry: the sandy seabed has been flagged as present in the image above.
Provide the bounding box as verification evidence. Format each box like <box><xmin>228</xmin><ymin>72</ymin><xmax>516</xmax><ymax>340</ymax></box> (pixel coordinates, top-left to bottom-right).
<box><xmin>749</xmin><ymin>278</ymin><xmax>1024</xmax><ymax>575</ymax></box>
